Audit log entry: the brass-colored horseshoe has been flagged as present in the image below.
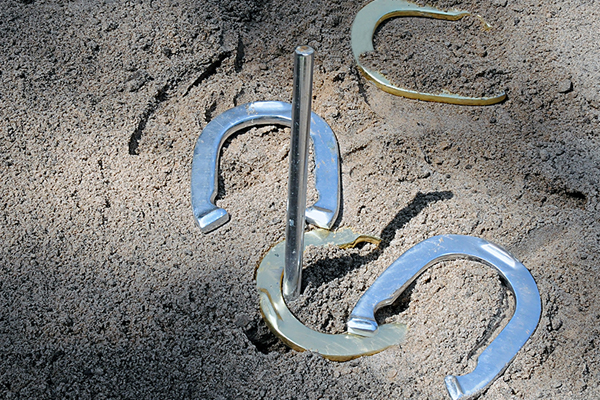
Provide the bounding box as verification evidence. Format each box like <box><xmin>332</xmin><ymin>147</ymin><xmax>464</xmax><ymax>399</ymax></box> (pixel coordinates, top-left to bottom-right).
<box><xmin>256</xmin><ymin>229</ymin><xmax>407</xmax><ymax>361</ymax></box>
<box><xmin>351</xmin><ymin>0</ymin><xmax>507</xmax><ymax>105</ymax></box>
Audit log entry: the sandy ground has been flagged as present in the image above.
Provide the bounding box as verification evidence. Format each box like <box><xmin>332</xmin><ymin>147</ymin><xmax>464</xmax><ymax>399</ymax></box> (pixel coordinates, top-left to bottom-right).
<box><xmin>1</xmin><ymin>0</ymin><xmax>599</xmax><ymax>398</ymax></box>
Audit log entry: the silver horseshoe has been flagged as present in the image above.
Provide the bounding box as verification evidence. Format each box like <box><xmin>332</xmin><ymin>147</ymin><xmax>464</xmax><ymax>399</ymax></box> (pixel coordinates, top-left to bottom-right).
<box><xmin>191</xmin><ymin>101</ymin><xmax>340</xmax><ymax>233</ymax></box>
<box><xmin>347</xmin><ymin>235</ymin><xmax>541</xmax><ymax>400</ymax></box>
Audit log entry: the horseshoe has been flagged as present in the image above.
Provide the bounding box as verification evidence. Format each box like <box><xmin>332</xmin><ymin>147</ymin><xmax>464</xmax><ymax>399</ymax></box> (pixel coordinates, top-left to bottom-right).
<box><xmin>351</xmin><ymin>0</ymin><xmax>507</xmax><ymax>105</ymax></box>
<box><xmin>347</xmin><ymin>235</ymin><xmax>541</xmax><ymax>400</ymax></box>
<box><xmin>191</xmin><ymin>101</ymin><xmax>341</xmax><ymax>233</ymax></box>
<box><xmin>256</xmin><ymin>228</ymin><xmax>407</xmax><ymax>361</ymax></box>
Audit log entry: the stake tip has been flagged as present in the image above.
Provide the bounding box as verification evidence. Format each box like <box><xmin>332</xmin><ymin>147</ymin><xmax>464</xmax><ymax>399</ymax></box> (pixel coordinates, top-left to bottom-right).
<box><xmin>295</xmin><ymin>45</ymin><xmax>314</xmax><ymax>56</ymax></box>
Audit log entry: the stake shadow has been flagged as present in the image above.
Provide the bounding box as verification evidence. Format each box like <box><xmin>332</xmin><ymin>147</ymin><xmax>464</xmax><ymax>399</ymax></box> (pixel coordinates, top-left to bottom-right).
<box><xmin>301</xmin><ymin>190</ymin><xmax>454</xmax><ymax>291</ymax></box>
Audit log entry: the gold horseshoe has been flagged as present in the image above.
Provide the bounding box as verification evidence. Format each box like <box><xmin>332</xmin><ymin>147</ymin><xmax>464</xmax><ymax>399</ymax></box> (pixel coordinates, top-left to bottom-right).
<box><xmin>256</xmin><ymin>229</ymin><xmax>407</xmax><ymax>361</ymax></box>
<box><xmin>351</xmin><ymin>0</ymin><xmax>506</xmax><ymax>105</ymax></box>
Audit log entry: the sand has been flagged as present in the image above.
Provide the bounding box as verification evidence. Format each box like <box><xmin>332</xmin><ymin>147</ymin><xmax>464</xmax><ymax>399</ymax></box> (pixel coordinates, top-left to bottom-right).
<box><xmin>1</xmin><ymin>0</ymin><xmax>599</xmax><ymax>398</ymax></box>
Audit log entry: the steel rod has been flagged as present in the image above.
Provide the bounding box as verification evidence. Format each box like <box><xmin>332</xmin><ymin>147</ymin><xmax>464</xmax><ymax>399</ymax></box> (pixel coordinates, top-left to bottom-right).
<box><xmin>283</xmin><ymin>45</ymin><xmax>314</xmax><ymax>301</ymax></box>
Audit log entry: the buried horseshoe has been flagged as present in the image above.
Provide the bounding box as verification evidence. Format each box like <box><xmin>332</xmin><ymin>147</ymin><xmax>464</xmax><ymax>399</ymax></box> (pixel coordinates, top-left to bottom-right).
<box><xmin>351</xmin><ymin>0</ymin><xmax>507</xmax><ymax>105</ymax></box>
<box><xmin>347</xmin><ymin>234</ymin><xmax>541</xmax><ymax>400</ymax></box>
<box><xmin>191</xmin><ymin>101</ymin><xmax>340</xmax><ymax>233</ymax></box>
<box><xmin>256</xmin><ymin>228</ymin><xmax>407</xmax><ymax>361</ymax></box>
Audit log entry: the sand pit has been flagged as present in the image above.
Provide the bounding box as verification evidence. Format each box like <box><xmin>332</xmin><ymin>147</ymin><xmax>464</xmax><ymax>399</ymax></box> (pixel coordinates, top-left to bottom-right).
<box><xmin>1</xmin><ymin>0</ymin><xmax>599</xmax><ymax>398</ymax></box>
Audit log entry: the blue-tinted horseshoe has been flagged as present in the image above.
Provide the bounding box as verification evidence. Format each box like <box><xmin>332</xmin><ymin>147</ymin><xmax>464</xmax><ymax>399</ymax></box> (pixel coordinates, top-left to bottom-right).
<box><xmin>347</xmin><ymin>235</ymin><xmax>541</xmax><ymax>400</ymax></box>
<box><xmin>191</xmin><ymin>101</ymin><xmax>340</xmax><ymax>234</ymax></box>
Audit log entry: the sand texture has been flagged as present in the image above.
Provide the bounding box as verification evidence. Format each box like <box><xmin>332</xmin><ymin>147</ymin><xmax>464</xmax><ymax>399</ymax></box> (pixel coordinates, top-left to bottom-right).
<box><xmin>1</xmin><ymin>0</ymin><xmax>599</xmax><ymax>398</ymax></box>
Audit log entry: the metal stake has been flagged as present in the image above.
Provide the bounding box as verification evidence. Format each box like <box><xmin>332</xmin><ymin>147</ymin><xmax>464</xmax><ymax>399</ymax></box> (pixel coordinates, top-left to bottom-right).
<box><xmin>283</xmin><ymin>45</ymin><xmax>314</xmax><ymax>301</ymax></box>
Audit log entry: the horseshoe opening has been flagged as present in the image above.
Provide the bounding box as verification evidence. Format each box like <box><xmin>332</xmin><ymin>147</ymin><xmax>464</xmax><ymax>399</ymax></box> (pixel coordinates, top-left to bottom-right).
<box><xmin>374</xmin><ymin>259</ymin><xmax>516</xmax><ymax>368</ymax></box>
<box><xmin>363</xmin><ymin>15</ymin><xmax>509</xmax><ymax>101</ymax></box>
<box><xmin>216</xmin><ymin>125</ymin><xmax>297</xmax><ymax>206</ymax></box>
